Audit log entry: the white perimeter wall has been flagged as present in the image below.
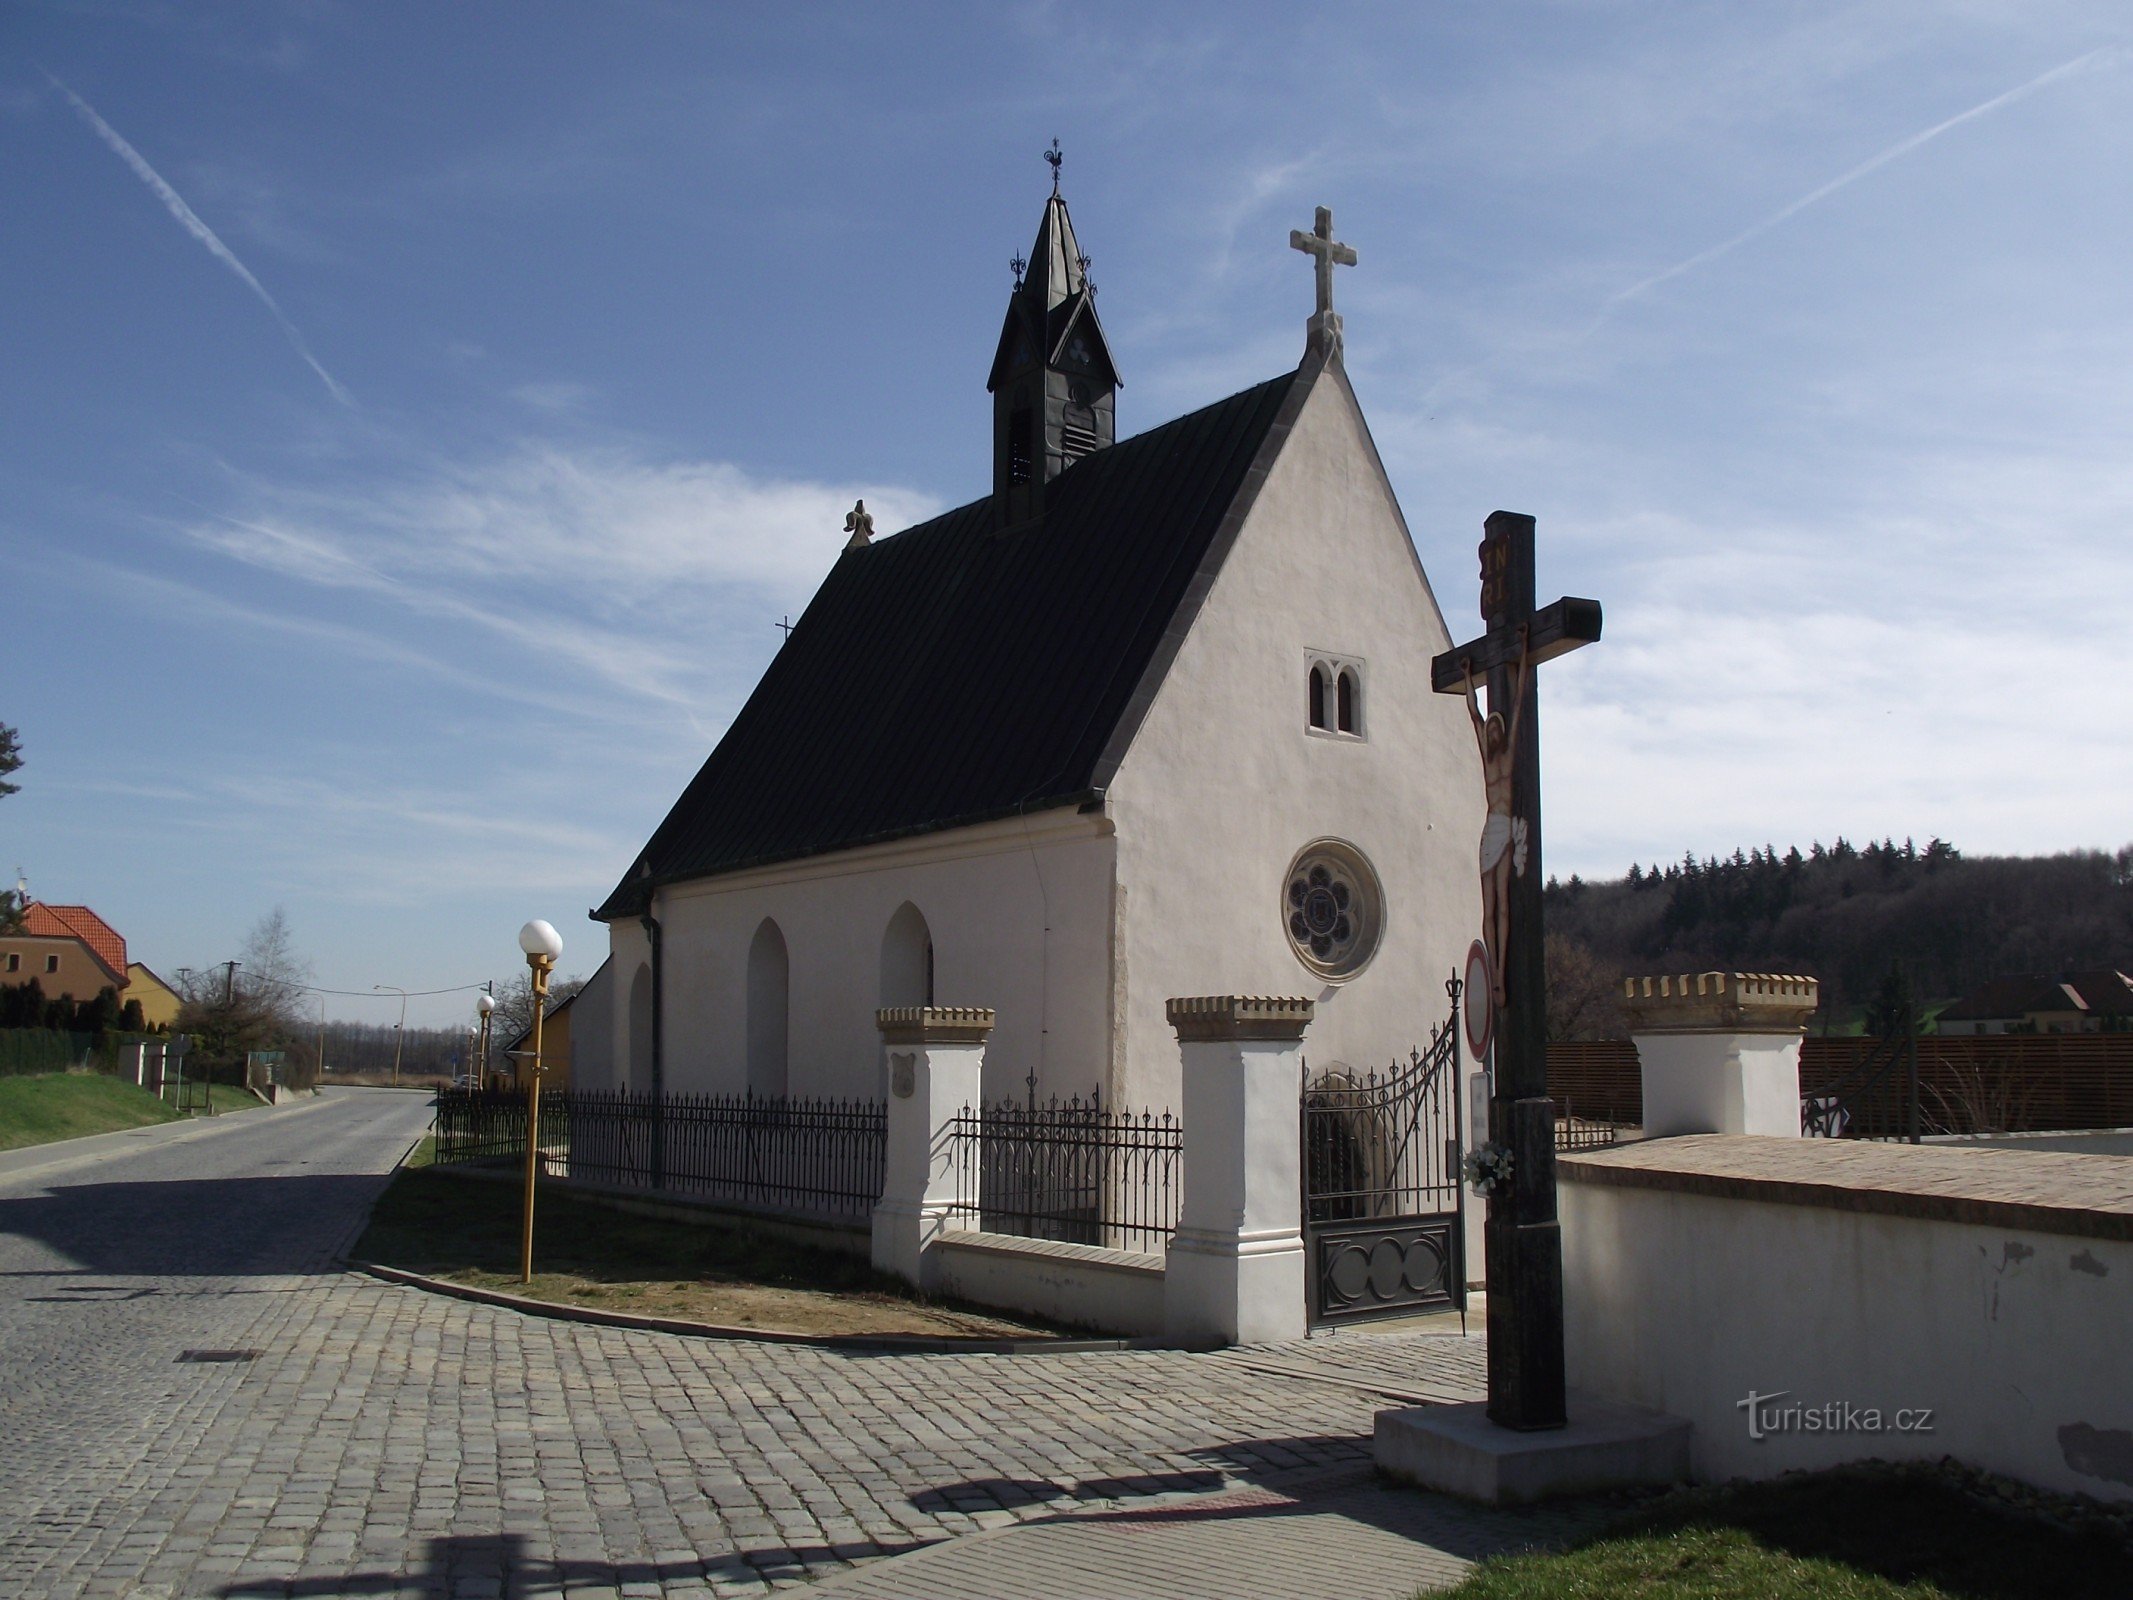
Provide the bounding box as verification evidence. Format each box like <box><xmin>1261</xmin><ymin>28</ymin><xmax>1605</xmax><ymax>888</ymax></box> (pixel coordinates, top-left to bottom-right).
<box><xmin>1564</xmin><ymin>1178</ymin><xmax>2133</xmax><ymax>1501</ymax></box>
<box><xmin>1107</xmin><ymin>368</ymin><xmax>1485</xmax><ymax>1118</ymax></box>
<box><xmin>603</xmin><ymin>813</ymin><xmax>1116</xmax><ymax>1104</ymax></box>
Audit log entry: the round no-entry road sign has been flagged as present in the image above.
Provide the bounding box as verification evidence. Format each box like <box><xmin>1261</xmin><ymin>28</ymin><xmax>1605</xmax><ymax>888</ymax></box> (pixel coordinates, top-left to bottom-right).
<box><xmin>1463</xmin><ymin>940</ymin><xmax>1493</xmax><ymax>1059</ymax></box>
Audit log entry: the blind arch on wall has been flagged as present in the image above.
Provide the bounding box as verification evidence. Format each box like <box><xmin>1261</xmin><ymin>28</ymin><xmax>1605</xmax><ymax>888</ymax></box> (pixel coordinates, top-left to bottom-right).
<box><xmin>746</xmin><ymin>918</ymin><xmax>790</xmax><ymax>1098</ymax></box>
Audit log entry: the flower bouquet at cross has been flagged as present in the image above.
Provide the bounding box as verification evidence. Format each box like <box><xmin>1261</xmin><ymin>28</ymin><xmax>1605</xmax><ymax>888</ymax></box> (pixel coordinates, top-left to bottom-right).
<box><xmin>1463</xmin><ymin>1140</ymin><xmax>1514</xmax><ymax>1197</ymax></box>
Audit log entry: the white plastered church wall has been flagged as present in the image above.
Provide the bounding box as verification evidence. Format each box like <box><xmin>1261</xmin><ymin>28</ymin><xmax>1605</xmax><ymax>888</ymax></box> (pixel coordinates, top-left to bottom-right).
<box><xmin>1104</xmin><ymin>368</ymin><xmax>1485</xmax><ymax>1113</ymax></box>
<box><xmin>613</xmin><ymin>812</ymin><xmax>1116</xmax><ymax>1103</ymax></box>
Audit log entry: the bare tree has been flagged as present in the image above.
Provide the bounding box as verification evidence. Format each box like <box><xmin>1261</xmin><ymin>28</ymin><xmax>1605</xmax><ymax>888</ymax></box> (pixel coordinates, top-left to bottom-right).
<box><xmin>1546</xmin><ymin>931</ymin><xmax>1627</xmax><ymax>1041</ymax></box>
<box><xmin>240</xmin><ymin>907</ymin><xmax>314</xmax><ymax>1035</ymax></box>
<box><xmin>488</xmin><ymin>969</ymin><xmax>588</xmax><ymax>1048</ymax></box>
<box><xmin>0</xmin><ymin>722</ymin><xmax>21</xmax><ymax>934</ymax></box>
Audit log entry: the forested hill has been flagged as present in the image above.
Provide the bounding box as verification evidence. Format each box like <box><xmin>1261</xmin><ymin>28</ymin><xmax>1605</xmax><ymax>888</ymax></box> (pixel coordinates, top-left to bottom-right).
<box><xmin>1543</xmin><ymin>839</ymin><xmax>2133</xmax><ymax>1018</ymax></box>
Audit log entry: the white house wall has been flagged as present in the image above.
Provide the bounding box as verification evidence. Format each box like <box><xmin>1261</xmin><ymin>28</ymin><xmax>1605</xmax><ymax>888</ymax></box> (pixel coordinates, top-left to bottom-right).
<box><xmin>1106</xmin><ymin>369</ymin><xmax>1486</xmax><ymax>1112</ymax></box>
<box><xmin>607</xmin><ymin>814</ymin><xmax>1116</xmax><ymax>1104</ymax></box>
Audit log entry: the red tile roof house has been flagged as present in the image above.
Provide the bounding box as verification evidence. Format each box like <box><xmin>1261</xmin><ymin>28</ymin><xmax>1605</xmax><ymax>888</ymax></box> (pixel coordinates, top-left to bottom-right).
<box><xmin>1936</xmin><ymin>969</ymin><xmax>2133</xmax><ymax>1035</ymax></box>
<box><xmin>1</xmin><ymin>902</ymin><xmax>131</xmax><ymax>1005</ymax></box>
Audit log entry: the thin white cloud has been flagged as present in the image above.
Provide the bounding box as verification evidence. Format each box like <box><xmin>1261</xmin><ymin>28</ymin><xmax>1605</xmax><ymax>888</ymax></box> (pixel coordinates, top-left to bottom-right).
<box><xmin>1596</xmin><ymin>44</ymin><xmax>2124</xmax><ymax>324</ymax></box>
<box><xmin>44</xmin><ymin>70</ymin><xmax>353</xmax><ymax>407</ymax></box>
<box><xmin>77</xmin><ymin>556</ymin><xmax>609</xmax><ymax>723</ymax></box>
<box><xmin>178</xmin><ymin>443</ymin><xmax>943</xmax><ymax>723</ymax></box>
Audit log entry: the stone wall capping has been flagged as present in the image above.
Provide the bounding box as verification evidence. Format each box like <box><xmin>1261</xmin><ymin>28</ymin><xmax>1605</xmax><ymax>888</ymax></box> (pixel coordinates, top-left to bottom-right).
<box><xmin>1561</xmin><ymin>1133</ymin><xmax>2133</xmax><ymax>1242</ymax></box>
<box><xmin>874</xmin><ymin>1005</ymin><xmax>997</xmax><ymax>1045</ymax></box>
<box><xmin>1164</xmin><ymin>994</ymin><xmax>1317</xmax><ymax>1042</ymax></box>
<box><xmin>1621</xmin><ymin>971</ymin><xmax>1819</xmax><ymax>1034</ymax></box>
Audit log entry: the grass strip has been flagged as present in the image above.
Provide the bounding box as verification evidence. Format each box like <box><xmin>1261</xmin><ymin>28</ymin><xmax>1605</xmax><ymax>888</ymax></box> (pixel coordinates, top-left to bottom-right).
<box><xmin>1440</xmin><ymin>1461</ymin><xmax>2133</xmax><ymax>1599</ymax></box>
<box><xmin>0</xmin><ymin>1072</ymin><xmax>183</xmax><ymax>1152</ymax></box>
<box><xmin>352</xmin><ymin>1163</ymin><xmax>1067</xmax><ymax>1340</ymax></box>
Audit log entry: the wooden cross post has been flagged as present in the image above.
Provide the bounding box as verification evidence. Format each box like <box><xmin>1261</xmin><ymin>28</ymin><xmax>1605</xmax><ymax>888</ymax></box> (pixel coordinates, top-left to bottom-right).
<box><xmin>1431</xmin><ymin>510</ymin><xmax>1601</xmax><ymax>1432</ymax></box>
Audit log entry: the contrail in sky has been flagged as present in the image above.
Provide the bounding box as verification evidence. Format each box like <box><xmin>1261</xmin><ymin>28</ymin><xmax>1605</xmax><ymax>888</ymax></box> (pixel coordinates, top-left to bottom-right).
<box><xmin>44</xmin><ymin>71</ymin><xmax>353</xmax><ymax>407</ymax></box>
<box><xmin>1595</xmin><ymin>44</ymin><xmax>2123</xmax><ymax>325</ymax></box>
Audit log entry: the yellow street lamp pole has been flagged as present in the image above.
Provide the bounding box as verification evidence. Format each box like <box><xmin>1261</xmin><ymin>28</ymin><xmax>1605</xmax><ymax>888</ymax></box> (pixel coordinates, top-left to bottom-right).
<box><xmin>517</xmin><ymin>920</ymin><xmax>563</xmax><ymax>1284</ymax></box>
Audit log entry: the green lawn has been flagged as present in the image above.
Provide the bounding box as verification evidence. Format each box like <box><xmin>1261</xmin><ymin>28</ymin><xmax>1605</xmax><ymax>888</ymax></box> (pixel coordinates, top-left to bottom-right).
<box><xmin>1439</xmin><ymin>1463</ymin><xmax>2132</xmax><ymax>1599</ymax></box>
<box><xmin>0</xmin><ymin>1072</ymin><xmax>183</xmax><ymax>1152</ymax></box>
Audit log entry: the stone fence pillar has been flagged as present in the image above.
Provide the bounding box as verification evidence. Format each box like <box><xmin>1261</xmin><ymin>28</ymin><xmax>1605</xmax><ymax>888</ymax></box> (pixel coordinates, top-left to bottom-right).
<box><xmin>1623</xmin><ymin>972</ymin><xmax>1818</xmax><ymax>1138</ymax></box>
<box><xmin>1164</xmin><ymin>995</ymin><xmax>1313</xmax><ymax>1347</ymax></box>
<box><xmin>871</xmin><ymin>1006</ymin><xmax>994</xmax><ymax>1288</ymax></box>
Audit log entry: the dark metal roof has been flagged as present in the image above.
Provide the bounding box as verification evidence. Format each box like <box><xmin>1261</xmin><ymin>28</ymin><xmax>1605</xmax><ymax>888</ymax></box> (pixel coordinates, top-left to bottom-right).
<box><xmin>597</xmin><ymin>368</ymin><xmax>1301</xmax><ymax>919</ymax></box>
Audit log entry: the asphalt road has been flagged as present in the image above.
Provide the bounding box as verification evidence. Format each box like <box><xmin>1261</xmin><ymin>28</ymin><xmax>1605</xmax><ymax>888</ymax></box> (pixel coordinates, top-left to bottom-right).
<box><xmin>0</xmin><ymin>1087</ymin><xmax>435</xmax><ymax>1592</ymax></box>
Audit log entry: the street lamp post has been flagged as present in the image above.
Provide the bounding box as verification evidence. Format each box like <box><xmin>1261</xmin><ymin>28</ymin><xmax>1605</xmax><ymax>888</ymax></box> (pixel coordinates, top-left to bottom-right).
<box><xmin>374</xmin><ymin>985</ymin><xmax>409</xmax><ymax>1086</ymax></box>
<box><xmin>517</xmin><ymin>919</ymin><xmax>563</xmax><ymax>1284</ymax></box>
<box><xmin>476</xmin><ymin>990</ymin><xmax>496</xmax><ymax>1088</ymax></box>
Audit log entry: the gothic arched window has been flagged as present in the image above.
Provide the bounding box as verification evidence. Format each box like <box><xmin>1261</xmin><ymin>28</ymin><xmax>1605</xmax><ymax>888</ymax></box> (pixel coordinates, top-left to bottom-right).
<box><xmin>1305</xmin><ymin>653</ymin><xmax>1365</xmax><ymax>740</ymax></box>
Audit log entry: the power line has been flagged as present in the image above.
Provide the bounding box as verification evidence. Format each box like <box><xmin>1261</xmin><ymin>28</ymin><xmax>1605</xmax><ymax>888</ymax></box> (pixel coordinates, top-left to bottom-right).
<box><xmin>293</xmin><ymin>981</ymin><xmax>494</xmax><ymax>1000</ymax></box>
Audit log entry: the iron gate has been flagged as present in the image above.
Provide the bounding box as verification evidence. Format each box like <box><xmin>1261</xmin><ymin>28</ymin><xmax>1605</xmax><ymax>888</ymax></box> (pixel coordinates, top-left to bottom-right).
<box><xmin>1300</xmin><ymin>981</ymin><xmax>1465</xmax><ymax>1327</ymax></box>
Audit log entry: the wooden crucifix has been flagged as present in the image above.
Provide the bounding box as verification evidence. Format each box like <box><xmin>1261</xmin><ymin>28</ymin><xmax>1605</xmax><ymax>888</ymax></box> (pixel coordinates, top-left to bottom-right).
<box><xmin>1431</xmin><ymin>509</ymin><xmax>1600</xmax><ymax>1433</ymax></box>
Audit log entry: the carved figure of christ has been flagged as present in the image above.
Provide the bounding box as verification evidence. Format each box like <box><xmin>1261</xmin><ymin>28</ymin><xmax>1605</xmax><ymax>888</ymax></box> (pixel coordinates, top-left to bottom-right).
<box><xmin>1462</xmin><ymin>632</ymin><xmax>1530</xmax><ymax>1011</ymax></box>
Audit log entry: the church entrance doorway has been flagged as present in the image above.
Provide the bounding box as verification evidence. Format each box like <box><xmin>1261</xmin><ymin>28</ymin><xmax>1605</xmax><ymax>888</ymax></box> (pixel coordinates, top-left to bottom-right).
<box><xmin>1299</xmin><ymin>981</ymin><xmax>1465</xmax><ymax>1328</ymax></box>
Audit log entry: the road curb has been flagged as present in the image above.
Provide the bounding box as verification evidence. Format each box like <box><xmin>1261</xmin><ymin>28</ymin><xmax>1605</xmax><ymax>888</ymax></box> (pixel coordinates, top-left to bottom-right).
<box><xmin>345</xmin><ymin>1259</ymin><xmax>1154</xmax><ymax>1356</ymax></box>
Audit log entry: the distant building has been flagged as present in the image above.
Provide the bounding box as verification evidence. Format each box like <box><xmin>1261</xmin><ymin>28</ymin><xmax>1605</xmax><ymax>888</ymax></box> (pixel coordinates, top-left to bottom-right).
<box><xmin>1937</xmin><ymin>970</ymin><xmax>2133</xmax><ymax>1035</ymax></box>
<box><xmin>501</xmin><ymin>957</ymin><xmax>613</xmax><ymax>1091</ymax></box>
<box><xmin>125</xmin><ymin>962</ymin><xmax>182</xmax><ymax>1030</ymax></box>
<box><xmin>1</xmin><ymin>902</ymin><xmax>129</xmax><ymax>1006</ymax></box>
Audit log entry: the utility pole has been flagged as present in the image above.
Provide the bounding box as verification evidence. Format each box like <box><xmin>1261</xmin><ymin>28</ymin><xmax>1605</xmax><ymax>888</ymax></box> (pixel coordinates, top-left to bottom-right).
<box><xmin>222</xmin><ymin>961</ymin><xmax>241</xmax><ymax>1005</ymax></box>
<box><xmin>374</xmin><ymin>986</ymin><xmax>410</xmax><ymax>1087</ymax></box>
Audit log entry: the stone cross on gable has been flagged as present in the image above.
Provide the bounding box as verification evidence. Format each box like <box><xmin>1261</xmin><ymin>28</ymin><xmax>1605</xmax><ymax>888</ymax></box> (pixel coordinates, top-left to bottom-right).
<box><xmin>1289</xmin><ymin>206</ymin><xmax>1356</xmax><ymax>360</ymax></box>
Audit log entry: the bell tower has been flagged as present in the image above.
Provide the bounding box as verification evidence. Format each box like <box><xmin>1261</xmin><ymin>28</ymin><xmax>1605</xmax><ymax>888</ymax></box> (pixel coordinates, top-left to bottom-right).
<box><xmin>987</xmin><ymin>144</ymin><xmax>1119</xmax><ymax>528</ymax></box>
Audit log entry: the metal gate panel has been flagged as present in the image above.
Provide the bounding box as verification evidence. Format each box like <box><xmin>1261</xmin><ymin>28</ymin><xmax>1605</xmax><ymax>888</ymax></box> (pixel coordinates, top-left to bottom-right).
<box><xmin>1301</xmin><ymin>981</ymin><xmax>1465</xmax><ymax>1328</ymax></box>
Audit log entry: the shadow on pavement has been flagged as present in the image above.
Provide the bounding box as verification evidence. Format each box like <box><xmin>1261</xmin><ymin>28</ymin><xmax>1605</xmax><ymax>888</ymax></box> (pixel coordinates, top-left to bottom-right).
<box><xmin>217</xmin><ymin>1528</ymin><xmax>942</xmax><ymax>1598</ymax></box>
<box><xmin>0</xmin><ymin>1173</ymin><xmax>397</xmax><ymax>1277</ymax></box>
<box><xmin>910</xmin><ymin>1432</ymin><xmax>1600</xmax><ymax>1565</ymax></box>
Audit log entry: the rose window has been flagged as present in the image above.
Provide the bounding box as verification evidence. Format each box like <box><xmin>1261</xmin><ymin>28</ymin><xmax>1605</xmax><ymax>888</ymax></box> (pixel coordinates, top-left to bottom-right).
<box><xmin>1283</xmin><ymin>840</ymin><xmax>1384</xmax><ymax>980</ymax></box>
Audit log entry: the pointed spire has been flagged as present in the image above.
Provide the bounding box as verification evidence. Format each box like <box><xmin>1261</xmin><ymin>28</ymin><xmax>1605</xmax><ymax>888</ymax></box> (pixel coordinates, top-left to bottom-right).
<box><xmin>1020</xmin><ymin>189</ymin><xmax>1088</xmax><ymax>313</ymax></box>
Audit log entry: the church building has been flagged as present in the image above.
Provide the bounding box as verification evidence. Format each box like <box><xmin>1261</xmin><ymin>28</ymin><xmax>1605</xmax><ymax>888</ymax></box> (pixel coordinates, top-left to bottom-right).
<box><xmin>590</xmin><ymin>177</ymin><xmax>1483</xmax><ymax>1114</ymax></box>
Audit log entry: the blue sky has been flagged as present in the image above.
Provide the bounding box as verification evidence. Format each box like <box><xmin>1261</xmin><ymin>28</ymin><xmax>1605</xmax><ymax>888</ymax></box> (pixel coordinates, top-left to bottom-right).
<box><xmin>6</xmin><ymin>3</ymin><xmax>2129</xmax><ymax>1025</ymax></box>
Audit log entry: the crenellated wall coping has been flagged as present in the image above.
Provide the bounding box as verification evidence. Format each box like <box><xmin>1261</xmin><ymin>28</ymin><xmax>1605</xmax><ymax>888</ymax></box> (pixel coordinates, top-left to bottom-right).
<box><xmin>875</xmin><ymin>1006</ymin><xmax>997</xmax><ymax>1045</ymax></box>
<box><xmin>1165</xmin><ymin>995</ymin><xmax>1316</xmax><ymax>1043</ymax></box>
<box><xmin>1621</xmin><ymin>971</ymin><xmax>1819</xmax><ymax>1035</ymax></box>
<box><xmin>1560</xmin><ymin>1133</ymin><xmax>2133</xmax><ymax>1242</ymax></box>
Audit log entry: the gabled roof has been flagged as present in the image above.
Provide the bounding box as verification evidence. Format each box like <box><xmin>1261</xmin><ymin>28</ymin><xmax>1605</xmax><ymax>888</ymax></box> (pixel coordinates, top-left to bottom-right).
<box><xmin>1939</xmin><ymin>974</ymin><xmax>2088</xmax><ymax>1022</ymax></box>
<box><xmin>19</xmin><ymin>902</ymin><xmax>127</xmax><ymax>982</ymax></box>
<box><xmin>599</xmin><ymin>365</ymin><xmax>1310</xmax><ymax>919</ymax></box>
<box><xmin>126</xmin><ymin>961</ymin><xmax>179</xmax><ymax>997</ymax></box>
<box><xmin>2065</xmin><ymin>970</ymin><xmax>2133</xmax><ymax>1017</ymax></box>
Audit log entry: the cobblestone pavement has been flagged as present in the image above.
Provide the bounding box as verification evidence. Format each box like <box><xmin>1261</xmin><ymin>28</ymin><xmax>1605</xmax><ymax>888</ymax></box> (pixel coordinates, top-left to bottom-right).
<box><xmin>0</xmin><ymin>1088</ymin><xmax>1516</xmax><ymax>1599</ymax></box>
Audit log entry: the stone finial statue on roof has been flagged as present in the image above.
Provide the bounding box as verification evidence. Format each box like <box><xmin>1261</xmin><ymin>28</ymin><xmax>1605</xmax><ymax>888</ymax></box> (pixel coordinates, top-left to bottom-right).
<box><xmin>843</xmin><ymin>499</ymin><xmax>875</xmax><ymax>550</ymax></box>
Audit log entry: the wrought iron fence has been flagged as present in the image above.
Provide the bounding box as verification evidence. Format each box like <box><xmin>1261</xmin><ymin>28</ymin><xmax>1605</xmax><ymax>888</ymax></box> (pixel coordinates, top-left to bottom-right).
<box><xmin>946</xmin><ymin>1094</ymin><xmax>1183</xmax><ymax>1254</ymax></box>
<box><xmin>433</xmin><ymin>1088</ymin><xmax>887</xmax><ymax>1221</ymax></box>
<box><xmin>1553</xmin><ymin>1117</ymin><xmax>1626</xmax><ymax>1152</ymax></box>
<box><xmin>1802</xmin><ymin>1011</ymin><xmax>1921</xmax><ymax>1142</ymax></box>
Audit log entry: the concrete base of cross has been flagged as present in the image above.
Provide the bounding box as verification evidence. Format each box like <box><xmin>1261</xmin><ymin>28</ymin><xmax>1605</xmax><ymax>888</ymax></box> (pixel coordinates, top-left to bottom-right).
<box><xmin>1374</xmin><ymin>1394</ymin><xmax>1690</xmax><ymax>1505</ymax></box>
